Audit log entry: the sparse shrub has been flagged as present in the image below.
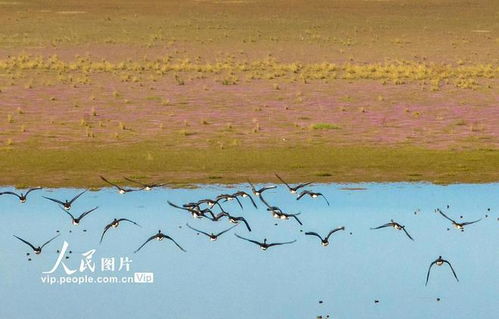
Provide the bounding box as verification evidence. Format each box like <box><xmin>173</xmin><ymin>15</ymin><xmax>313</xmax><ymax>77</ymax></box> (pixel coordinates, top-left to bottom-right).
<box><xmin>310</xmin><ymin>123</ymin><xmax>341</xmax><ymax>130</ymax></box>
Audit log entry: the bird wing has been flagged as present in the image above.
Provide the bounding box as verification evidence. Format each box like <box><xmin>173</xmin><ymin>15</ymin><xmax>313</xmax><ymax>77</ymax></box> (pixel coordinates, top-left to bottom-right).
<box><xmin>100</xmin><ymin>222</ymin><xmax>114</xmax><ymax>243</ymax></box>
<box><xmin>234</xmin><ymin>233</ymin><xmax>260</xmax><ymax>245</ymax></box>
<box><xmin>43</xmin><ymin>196</ymin><xmax>66</xmax><ymax>206</ymax></box>
<box><xmin>69</xmin><ymin>190</ymin><xmax>87</xmax><ymax>204</ymax></box>
<box><xmin>325</xmin><ymin>227</ymin><xmax>345</xmax><ymax>240</ymax></box>
<box><xmin>13</xmin><ymin>235</ymin><xmax>37</xmax><ymax>251</ymax></box>
<box><xmin>213</xmin><ymin>212</ymin><xmax>228</xmax><ymax>221</ymax></box>
<box><xmin>258</xmin><ymin>194</ymin><xmax>272</xmax><ymax>208</ymax></box>
<box><xmin>436</xmin><ymin>209</ymin><xmax>456</xmax><ymax>223</ymax></box>
<box><xmin>259</xmin><ymin>185</ymin><xmax>277</xmax><ymax>193</ymax></box>
<box><xmin>117</xmin><ymin>218</ymin><xmax>141</xmax><ymax>227</ymax></box>
<box><xmin>305</xmin><ymin>232</ymin><xmax>324</xmax><ymax>241</ymax></box>
<box><xmin>78</xmin><ymin>206</ymin><xmax>99</xmax><ymax>221</ymax></box>
<box><xmin>247</xmin><ymin>179</ymin><xmax>256</xmax><ymax>191</ymax></box>
<box><xmin>319</xmin><ymin>194</ymin><xmax>330</xmax><ymax>206</ymax></box>
<box><xmin>167</xmin><ymin>200</ymin><xmax>189</xmax><ymax>211</ymax></box>
<box><xmin>150</xmin><ymin>183</ymin><xmax>167</xmax><ymax>188</ymax></box>
<box><xmin>201</xmin><ymin>208</ymin><xmax>216</xmax><ymax>220</ymax></box>
<box><xmin>402</xmin><ymin>227</ymin><xmax>415</xmax><ymax>241</ymax></box>
<box><xmin>0</xmin><ymin>191</ymin><xmax>21</xmax><ymax>199</ymax></box>
<box><xmin>216</xmin><ymin>224</ymin><xmax>239</xmax><ymax>237</ymax></box>
<box><xmin>186</xmin><ymin>223</ymin><xmax>211</xmax><ymax>237</ymax></box>
<box><xmin>291</xmin><ymin>214</ymin><xmax>303</xmax><ymax>225</ymax></box>
<box><xmin>274</xmin><ymin>173</ymin><xmax>291</xmax><ymax>189</ymax></box>
<box><xmin>268</xmin><ymin>239</ymin><xmax>297</xmax><ymax>247</ymax></box>
<box><xmin>164</xmin><ymin>235</ymin><xmax>186</xmax><ymax>252</ymax></box>
<box><xmin>461</xmin><ymin>218</ymin><xmax>482</xmax><ymax>226</ymax></box>
<box><xmin>58</xmin><ymin>206</ymin><xmax>76</xmax><ymax>220</ymax></box>
<box><xmin>134</xmin><ymin>235</ymin><xmax>157</xmax><ymax>253</ymax></box>
<box><xmin>296</xmin><ymin>191</ymin><xmax>309</xmax><ymax>200</ymax></box>
<box><xmin>100</xmin><ymin>176</ymin><xmax>123</xmax><ymax>190</ymax></box>
<box><xmin>234</xmin><ymin>216</ymin><xmax>252</xmax><ymax>232</ymax></box>
<box><xmin>212</xmin><ymin>199</ymin><xmax>224</xmax><ymax>211</ymax></box>
<box><xmin>246</xmin><ymin>194</ymin><xmax>258</xmax><ymax>209</ymax></box>
<box><xmin>124</xmin><ymin>177</ymin><xmax>146</xmax><ymax>187</ymax></box>
<box><xmin>443</xmin><ymin>260</ymin><xmax>459</xmax><ymax>282</ymax></box>
<box><xmin>425</xmin><ymin>260</ymin><xmax>437</xmax><ymax>286</ymax></box>
<box><xmin>295</xmin><ymin>182</ymin><xmax>313</xmax><ymax>191</ymax></box>
<box><xmin>233</xmin><ymin>196</ymin><xmax>243</xmax><ymax>209</ymax></box>
<box><xmin>25</xmin><ymin>187</ymin><xmax>42</xmax><ymax>196</ymax></box>
<box><xmin>41</xmin><ymin>234</ymin><xmax>61</xmax><ymax>249</ymax></box>
<box><xmin>370</xmin><ymin>223</ymin><xmax>392</xmax><ymax>230</ymax></box>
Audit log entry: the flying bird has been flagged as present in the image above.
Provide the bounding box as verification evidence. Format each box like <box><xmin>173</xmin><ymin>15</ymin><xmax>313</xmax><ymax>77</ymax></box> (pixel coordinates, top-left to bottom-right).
<box><xmin>426</xmin><ymin>256</ymin><xmax>459</xmax><ymax>286</ymax></box>
<box><xmin>191</xmin><ymin>198</ymin><xmax>224</xmax><ymax>210</ymax></box>
<box><xmin>259</xmin><ymin>194</ymin><xmax>283</xmax><ymax>214</ymax></box>
<box><xmin>0</xmin><ymin>187</ymin><xmax>42</xmax><ymax>203</ymax></box>
<box><xmin>297</xmin><ymin>190</ymin><xmax>330</xmax><ymax>206</ymax></box>
<box><xmin>273</xmin><ymin>211</ymin><xmax>303</xmax><ymax>225</ymax></box>
<box><xmin>167</xmin><ymin>200</ymin><xmax>215</xmax><ymax>219</ymax></box>
<box><xmin>124</xmin><ymin>177</ymin><xmax>166</xmax><ymax>191</ymax></box>
<box><xmin>100</xmin><ymin>176</ymin><xmax>141</xmax><ymax>194</ymax></box>
<box><xmin>435</xmin><ymin>209</ymin><xmax>481</xmax><ymax>231</ymax></box>
<box><xmin>234</xmin><ymin>234</ymin><xmax>296</xmax><ymax>250</ymax></box>
<box><xmin>59</xmin><ymin>206</ymin><xmax>98</xmax><ymax>225</ymax></box>
<box><xmin>186</xmin><ymin>223</ymin><xmax>238</xmax><ymax>241</ymax></box>
<box><xmin>208</xmin><ymin>210</ymin><xmax>252</xmax><ymax>232</ymax></box>
<box><xmin>215</xmin><ymin>194</ymin><xmax>243</xmax><ymax>209</ymax></box>
<box><xmin>134</xmin><ymin>230</ymin><xmax>186</xmax><ymax>253</ymax></box>
<box><xmin>43</xmin><ymin>190</ymin><xmax>87</xmax><ymax>210</ymax></box>
<box><xmin>305</xmin><ymin>227</ymin><xmax>345</xmax><ymax>246</ymax></box>
<box><xmin>247</xmin><ymin>180</ymin><xmax>277</xmax><ymax>197</ymax></box>
<box><xmin>13</xmin><ymin>234</ymin><xmax>60</xmax><ymax>255</ymax></box>
<box><xmin>274</xmin><ymin>173</ymin><xmax>312</xmax><ymax>194</ymax></box>
<box><xmin>231</xmin><ymin>191</ymin><xmax>258</xmax><ymax>209</ymax></box>
<box><xmin>370</xmin><ymin>219</ymin><xmax>414</xmax><ymax>240</ymax></box>
<box><xmin>100</xmin><ymin>218</ymin><xmax>141</xmax><ymax>243</ymax></box>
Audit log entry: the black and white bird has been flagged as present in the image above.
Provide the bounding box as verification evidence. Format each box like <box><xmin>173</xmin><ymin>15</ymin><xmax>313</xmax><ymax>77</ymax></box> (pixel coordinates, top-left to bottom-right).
<box><xmin>124</xmin><ymin>177</ymin><xmax>166</xmax><ymax>191</ymax></box>
<box><xmin>208</xmin><ymin>209</ymin><xmax>252</xmax><ymax>232</ymax></box>
<box><xmin>59</xmin><ymin>206</ymin><xmax>98</xmax><ymax>225</ymax></box>
<box><xmin>43</xmin><ymin>190</ymin><xmax>87</xmax><ymax>210</ymax></box>
<box><xmin>13</xmin><ymin>234</ymin><xmax>60</xmax><ymax>255</ymax></box>
<box><xmin>186</xmin><ymin>223</ymin><xmax>238</xmax><ymax>241</ymax></box>
<box><xmin>192</xmin><ymin>198</ymin><xmax>224</xmax><ymax>210</ymax></box>
<box><xmin>305</xmin><ymin>227</ymin><xmax>345</xmax><ymax>246</ymax></box>
<box><xmin>297</xmin><ymin>190</ymin><xmax>330</xmax><ymax>206</ymax></box>
<box><xmin>168</xmin><ymin>201</ymin><xmax>216</xmax><ymax>219</ymax></box>
<box><xmin>100</xmin><ymin>218</ymin><xmax>141</xmax><ymax>243</ymax></box>
<box><xmin>273</xmin><ymin>211</ymin><xmax>303</xmax><ymax>225</ymax></box>
<box><xmin>259</xmin><ymin>194</ymin><xmax>284</xmax><ymax>214</ymax></box>
<box><xmin>274</xmin><ymin>173</ymin><xmax>312</xmax><ymax>194</ymax></box>
<box><xmin>247</xmin><ymin>180</ymin><xmax>277</xmax><ymax>197</ymax></box>
<box><xmin>435</xmin><ymin>209</ymin><xmax>481</xmax><ymax>231</ymax></box>
<box><xmin>215</xmin><ymin>194</ymin><xmax>243</xmax><ymax>209</ymax></box>
<box><xmin>134</xmin><ymin>230</ymin><xmax>186</xmax><ymax>253</ymax></box>
<box><xmin>100</xmin><ymin>176</ymin><xmax>141</xmax><ymax>194</ymax></box>
<box><xmin>0</xmin><ymin>187</ymin><xmax>42</xmax><ymax>203</ymax></box>
<box><xmin>370</xmin><ymin>219</ymin><xmax>414</xmax><ymax>241</ymax></box>
<box><xmin>425</xmin><ymin>256</ymin><xmax>459</xmax><ymax>286</ymax></box>
<box><xmin>231</xmin><ymin>191</ymin><xmax>258</xmax><ymax>209</ymax></box>
<box><xmin>234</xmin><ymin>234</ymin><xmax>296</xmax><ymax>250</ymax></box>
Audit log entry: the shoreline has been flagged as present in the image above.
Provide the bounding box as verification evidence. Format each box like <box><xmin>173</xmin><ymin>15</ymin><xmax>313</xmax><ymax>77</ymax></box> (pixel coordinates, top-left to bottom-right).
<box><xmin>1</xmin><ymin>145</ymin><xmax>497</xmax><ymax>188</ymax></box>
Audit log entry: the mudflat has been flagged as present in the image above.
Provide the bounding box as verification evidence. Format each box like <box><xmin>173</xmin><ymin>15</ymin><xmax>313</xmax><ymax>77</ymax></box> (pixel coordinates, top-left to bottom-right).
<box><xmin>0</xmin><ymin>0</ymin><xmax>497</xmax><ymax>186</ymax></box>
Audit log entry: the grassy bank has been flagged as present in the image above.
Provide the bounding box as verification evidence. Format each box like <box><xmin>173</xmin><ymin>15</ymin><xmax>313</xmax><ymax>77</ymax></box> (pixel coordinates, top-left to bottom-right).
<box><xmin>1</xmin><ymin>144</ymin><xmax>497</xmax><ymax>188</ymax></box>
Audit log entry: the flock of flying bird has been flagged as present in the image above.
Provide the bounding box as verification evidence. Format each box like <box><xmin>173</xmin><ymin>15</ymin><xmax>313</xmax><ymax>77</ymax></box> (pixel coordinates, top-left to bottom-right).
<box><xmin>0</xmin><ymin>173</ymin><xmax>489</xmax><ymax>286</ymax></box>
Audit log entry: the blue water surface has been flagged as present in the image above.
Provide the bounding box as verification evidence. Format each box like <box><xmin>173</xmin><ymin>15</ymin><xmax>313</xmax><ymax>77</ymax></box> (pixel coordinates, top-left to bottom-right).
<box><xmin>0</xmin><ymin>183</ymin><xmax>497</xmax><ymax>319</ymax></box>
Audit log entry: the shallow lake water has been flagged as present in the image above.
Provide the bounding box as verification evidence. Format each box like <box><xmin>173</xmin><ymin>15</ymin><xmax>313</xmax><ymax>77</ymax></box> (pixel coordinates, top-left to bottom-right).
<box><xmin>0</xmin><ymin>183</ymin><xmax>497</xmax><ymax>319</ymax></box>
